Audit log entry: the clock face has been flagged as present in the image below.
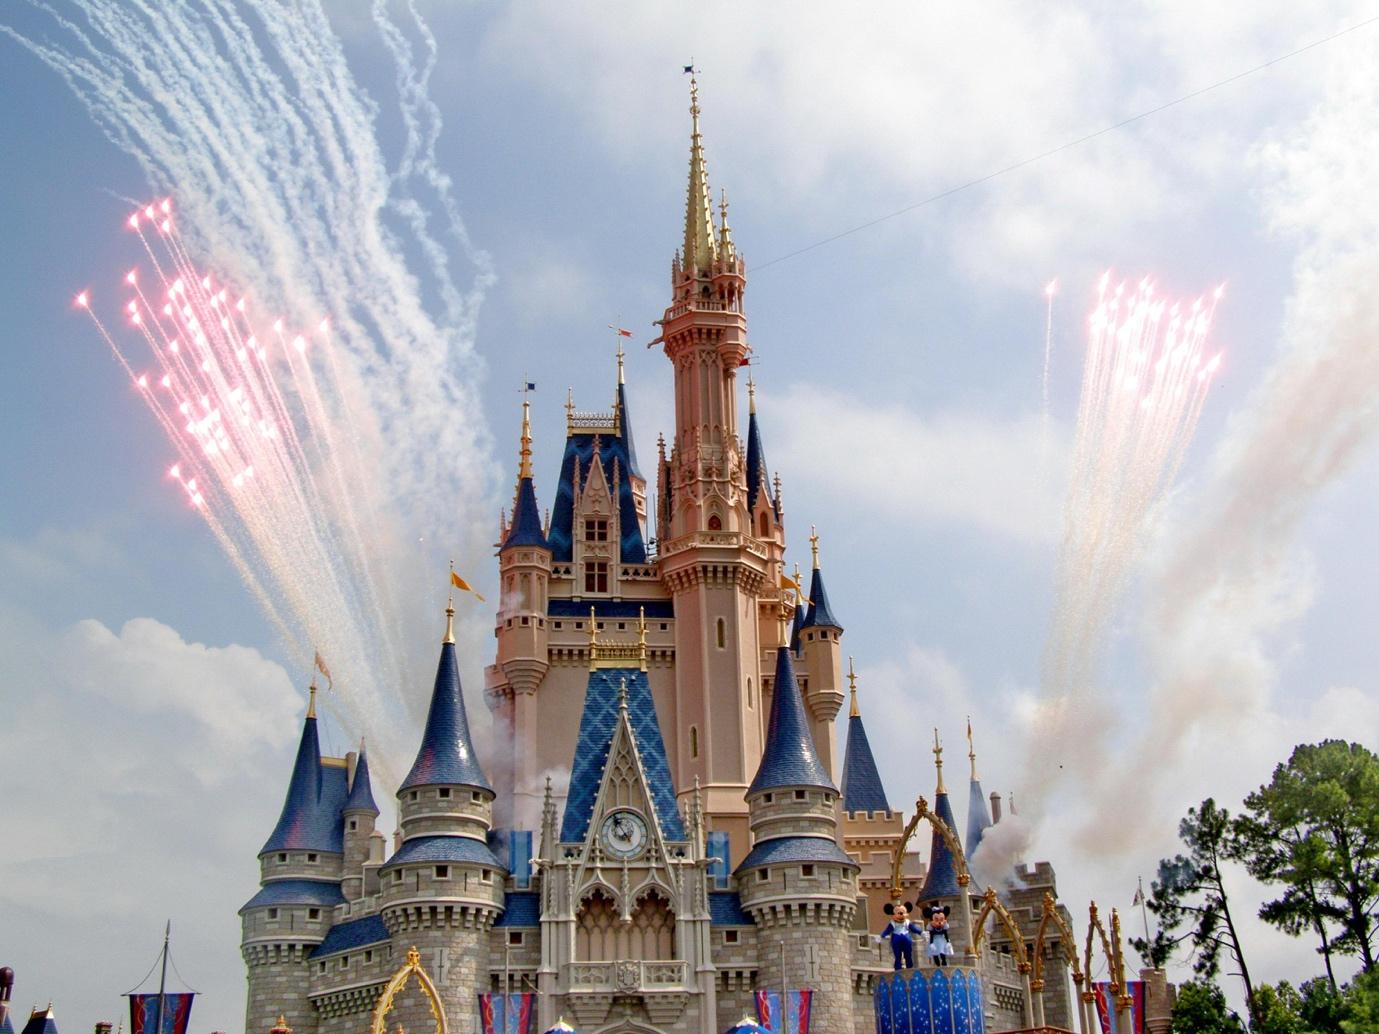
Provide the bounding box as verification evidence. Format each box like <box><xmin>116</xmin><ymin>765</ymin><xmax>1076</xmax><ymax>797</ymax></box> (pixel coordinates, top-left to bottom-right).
<box><xmin>600</xmin><ymin>810</ymin><xmax>648</xmax><ymax>858</ymax></box>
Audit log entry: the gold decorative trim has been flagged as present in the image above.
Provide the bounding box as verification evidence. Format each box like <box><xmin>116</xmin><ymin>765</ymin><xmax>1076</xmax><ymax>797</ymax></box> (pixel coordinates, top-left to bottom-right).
<box><xmin>369</xmin><ymin>946</ymin><xmax>447</xmax><ymax>1034</ymax></box>
<box><xmin>972</xmin><ymin>887</ymin><xmax>1031</xmax><ymax>973</ymax></box>
<box><xmin>888</xmin><ymin>795</ymin><xmax>969</xmax><ymax>900</ymax></box>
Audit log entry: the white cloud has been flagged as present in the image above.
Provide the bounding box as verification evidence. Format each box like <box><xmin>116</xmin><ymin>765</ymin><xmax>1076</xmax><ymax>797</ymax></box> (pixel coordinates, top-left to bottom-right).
<box><xmin>0</xmin><ymin>598</ymin><xmax>302</xmax><ymax>1033</ymax></box>
<box><xmin>768</xmin><ymin>383</ymin><xmax>1067</xmax><ymax>544</ymax></box>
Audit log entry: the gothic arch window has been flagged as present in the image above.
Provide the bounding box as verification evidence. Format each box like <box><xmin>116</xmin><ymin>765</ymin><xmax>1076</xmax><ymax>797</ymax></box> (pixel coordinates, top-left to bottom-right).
<box><xmin>715</xmin><ymin>617</ymin><xmax>726</xmax><ymax>649</ymax></box>
<box><xmin>690</xmin><ymin>725</ymin><xmax>699</xmax><ymax>758</ymax></box>
<box><xmin>631</xmin><ymin>889</ymin><xmax>676</xmax><ymax>960</ymax></box>
<box><xmin>708</xmin><ymin>513</ymin><xmax>722</xmax><ymax>531</ymax></box>
<box><xmin>758</xmin><ymin>511</ymin><xmax>769</xmax><ymax>537</ymax></box>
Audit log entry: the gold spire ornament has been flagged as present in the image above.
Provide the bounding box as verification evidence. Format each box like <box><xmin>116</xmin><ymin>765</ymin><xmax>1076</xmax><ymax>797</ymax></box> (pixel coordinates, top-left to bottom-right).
<box><xmin>518</xmin><ymin>391</ymin><xmax>533</xmax><ymax>480</ymax></box>
<box><xmin>933</xmin><ymin>728</ymin><xmax>946</xmax><ymax>794</ymax></box>
<box><xmin>967</xmin><ymin>715</ymin><xmax>979</xmax><ymax>781</ymax></box>
<box><xmin>307</xmin><ymin>680</ymin><xmax>317</xmax><ymax>719</ymax></box>
<box><xmin>747</xmin><ymin>370</ymin><xmax>756</xmax><ymax>414</ymax></box>
<box><xmin>809</xmin><ymin>525</ymin><xmax>821</xmax><ymax>569</ymax></box>
<box><xmin>848</xmin><ymin>656</ymin><xmax>859</xmax><ymax>718</ymax></box>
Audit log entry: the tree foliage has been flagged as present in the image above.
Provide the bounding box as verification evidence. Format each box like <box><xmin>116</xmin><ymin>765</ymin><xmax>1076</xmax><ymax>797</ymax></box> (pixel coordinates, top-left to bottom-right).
<box><xmin>1133</xmin><ymin>798</ymin><xmax>1257</xmax><ymax>1017</ymax></box>
<box><xmin>1236</xmin><ymin>741</ymin><xmax>1379</xmax><ymax>975</ymax></box>
<box><xmin>1170</xmin><ymin>979</ymin><xmax>1246</xmax><ymax>1034</ymax></box>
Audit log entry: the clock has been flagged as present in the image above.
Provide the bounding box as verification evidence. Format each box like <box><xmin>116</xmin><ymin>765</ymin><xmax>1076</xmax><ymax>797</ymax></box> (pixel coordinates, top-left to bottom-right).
<box><xmin>600</xmin><ymin>810</ymin><xmax>648</xmax><ymax>859</ymax></box>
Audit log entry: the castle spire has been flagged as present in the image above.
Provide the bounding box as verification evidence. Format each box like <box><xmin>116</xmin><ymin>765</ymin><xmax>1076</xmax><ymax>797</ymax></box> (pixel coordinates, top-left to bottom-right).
<box><xmin>800</xmin><ymin>527</ymin><xmax>842</xmax><ymax>630</ymax></box>
<box><xmin>503</xmin><ymin>393</ymin><xmax>548</xmax><ymax>550</ymax></box>
<box><xmin>744</xmin><ymin>373</ymin><xmax>772</xmax><ymax>514</ymax></box>
<box><xmin>260</xmin><ymin>688</ymin><xmax>335</xmax><ymax>854</ymax></box>
<box><xmin>444</xmin><ymin>561</ymin><xmax>457</xmax><ymax>644</ymax></box>
<box><xmin>749</xmin><ymin>647</ymin><xmax>834</xmax><ymax>794</ymax></box>
<box><xmin>400</xmin><ymin>602</ymin><xmax>491</xmax><ymax>792</ymax></box>
<box><xmin>965</xmin><ymin>716</ymin><xmax>993</xmax><ymax>860</ymax></box>
<box><xmin>344</xmin><ymin>738</ymin><xmax>379</xmax><ymax>816</ymax></box>
<box><xmin>933</xmin><ymin>727</ymin><xmax>946</xmax><ymax>794</ymax></box>
<box><xmin>682</xmin><ymin>74</ymin><xmax>718</xmax><ymax>277</ymax></box>
<box><xmin>840</xmin><ymin>658</ymin><xmax>891</xmax><ymax>815</ymax></box>
<box><xmin>917</xmin><ymin>729</ymin><xmax>964</xmax><ymax>901</ymax></box>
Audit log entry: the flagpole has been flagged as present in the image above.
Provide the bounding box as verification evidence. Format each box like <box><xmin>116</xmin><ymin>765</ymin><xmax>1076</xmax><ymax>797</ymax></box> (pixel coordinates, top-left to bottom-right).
<box><xmin>1137</xmin><ymin>876</ymin><xmax>1150</xmax><ymax>945</ymax></box>
<box><xmin>154</xmin><ymin>920</ymin><xmax>170</xmax><ymax>1034</ymax></box>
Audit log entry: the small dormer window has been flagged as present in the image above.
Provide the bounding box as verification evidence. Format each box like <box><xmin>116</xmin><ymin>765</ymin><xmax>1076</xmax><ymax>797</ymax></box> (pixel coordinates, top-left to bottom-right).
<box><xmin>348</xmin><ymin>819</ymin><xmax>357</xmax><ymax>832</ymax></box>
<box><xmin>277</xmin><ymin>853</ymin><xmax>287</xmax><ymax>863</ymax></box>
<box><xmin>794</xmin><ymin>790</ymin><xmax>806</xmax><ymax>801</ymax></box>
<box><xmin>472</xmin><ymin>791</ymin><xmax>484</xmax><ymax>803</ymax></box>
<box><xmin>724</xmin><ymin>930</ymin><xmax>740</xmax><ymax>944</ymax></box>
<box><xmin>757</xmin><ymin>869</ymin><xmax>769</xmax><ymax>881</ymax></box>
<box><xmin>801</xmin><ymin>864</ymin><xmax>815</xmax><ymax>877</ymax></box>
<box><xmin>481</xmin><ymin>869</ymin><xmax>493</xmax><ymax>882</ymax></box>
<box><xmin>438</xmin><ymin>788</ymin><xmax>451</xmax><ymax>799</ymax></box>
<box><xmin>308</xmin><ymin>908</ymin><xmax>320</xmax><ymax>920</ymax></box>
<box><xmin>435</xmin><ymin>865</ymin><xmax>450</xmax><ymax>879</ymax></box>
<box><xmin>268</xmin><ymin>908</ymin><xmax>279</xmax><ymax>920</ymax></box>
<box><xmin>585</xmin><ymin>518</ymin><xmax>608</xmax><ymax>542</ymax></box>
<box><xmin>307</xmin><ymin>852</ymin><xmax>318</xmax><ymax>862</ymax></box>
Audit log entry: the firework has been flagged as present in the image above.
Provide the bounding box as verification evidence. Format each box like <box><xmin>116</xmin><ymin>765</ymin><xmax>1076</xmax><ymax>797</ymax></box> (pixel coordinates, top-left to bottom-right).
<box><xmin>1035</xmin><ymin>274</ymin><xmax>1224</xmax><ymax>790</ymax></box>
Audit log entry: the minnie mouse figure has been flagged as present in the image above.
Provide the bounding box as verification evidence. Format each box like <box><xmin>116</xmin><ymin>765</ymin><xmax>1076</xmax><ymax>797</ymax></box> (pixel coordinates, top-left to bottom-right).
<box><xmin>875</xmin><ymin>901</ymin><xmax>924</xmax><ymax>970</ymax></box>
<box><xmin>922</xmin><ymin>904</ymin><xmax>954</xmax><ymax>967</ymax></box>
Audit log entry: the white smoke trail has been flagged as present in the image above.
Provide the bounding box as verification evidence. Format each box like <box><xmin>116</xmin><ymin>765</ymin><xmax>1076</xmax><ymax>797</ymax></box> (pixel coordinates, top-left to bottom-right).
<box><xmin>1029</xmin><ymin>276</ymin><xmax>1222</xmax><ymax>809</ymax></box>
<box><xmin>3</xmin><ymin>1</ymin><xmax>499</xmax><ymax>785</ymax></box>
<box><xmin>1077</xmin><ymin>44</ymin><xmax>1379</xmax><ymax>854</ymax></box>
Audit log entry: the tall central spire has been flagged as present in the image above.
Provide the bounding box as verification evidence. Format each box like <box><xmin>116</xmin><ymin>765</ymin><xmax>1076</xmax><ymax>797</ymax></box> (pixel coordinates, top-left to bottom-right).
<box><xmin>683</xmin><ymin>75</ymin><xmax>718</xmax><ymax>277</ymax></box>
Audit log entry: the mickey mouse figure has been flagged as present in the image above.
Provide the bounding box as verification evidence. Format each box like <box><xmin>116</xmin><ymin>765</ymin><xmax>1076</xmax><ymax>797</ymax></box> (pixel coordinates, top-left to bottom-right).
<box><xmin>922</xmin><ymin>903</ymin><xmax>954</xmax><ymax>967</ymax></box>
<box><xmin>875</xmin><ymin>901</ymin><xmax>924</xmax><ymax>970</ymax></box>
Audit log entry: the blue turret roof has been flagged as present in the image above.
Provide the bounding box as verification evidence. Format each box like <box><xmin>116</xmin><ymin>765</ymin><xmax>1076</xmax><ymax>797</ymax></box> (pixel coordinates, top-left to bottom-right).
<box><xmin>745</xmin><ymin>407</ymin><xmax>772</xmax><ymax>515</ymax></box>
<box><xmin>400</xmin><ymin>638</ymin><xmax>492</xmax><ymax>792</ymax></box>
<box><xmin>800</xmin><ymin>564</ymin><xmax>841</xmax><ymax>630</ymax></box>
<box><xmin>617</xmin><ymin>382</ymin><xmax>642</xmax><ymax>482</ymax></box>
<box><xmin>841</xmin><ymin>714</ymin><xmax>891</xmax><ymax>814</ymax></box>
<box><xmin>19</xmin><ymin>1008</ymin><xmax>57</xmax><ymax>1034</ymax></box>
<box><xmin>735</xmin><ymin>834</ymin><xmax>856</xmax><ymax>871</ymax></box>
<box><xmin>789</xmin><ymin>603</ymin><xmax>805</xmax><ymax>656</ymax></box>
<box><xmin>261</xmin><ymin>706</ymin><xmax>348</xmax><ymax>855</ymax></box>
<box><xmin>344</xmin><ymin>744</ymin><xmax>379</xmax><ymax>815</ymax></box>
<box><xmin>548</xmin><ymin>429</ymin><xmax>646</xmax><ymax>564</ymax></box>
<box><xmin>749</xmin><ymin>648</ymin><xmax>834</xmax><ymax>795</ymax></box>
<box><xmin>381</xmin><ymin>834</ymin><xmax>503</xmax><ymax>870</ymax></box>
<box><xmin>504</xmin><ymin>476</ymin><xmax>549</xmax><ymax>549</ymax></box>
<box><xmin>312</xmin><ymin>914</ymin><xmax>388</xmax><ymax>957</ymax></box>
<box><xmin>240</xmin><ymin>878</ymin><xmax>346</xmax><ymax>912</ymax></box>
<box><xmin>561</xmin><ymin>667</ymin><xmax>686</xmax><ymax>843</ymax></box>
<box><xmin>966</xmin><ymin>777</ymin><xmax>992</xmax><ymax>861</ymax></box>
<box><xmin>918</xmin><ymin>789</ymin><xmax>963</xmax><ymax>900</ymax></box>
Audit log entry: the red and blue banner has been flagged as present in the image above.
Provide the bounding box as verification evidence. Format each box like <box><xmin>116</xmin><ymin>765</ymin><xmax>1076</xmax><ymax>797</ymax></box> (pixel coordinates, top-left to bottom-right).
<box><xmin>1093</xmin><ymin>981</ymin><xmax>1146</xmax><ymax>1034</ymax></box>
<box><xmin>128</xmin><ymin>994</ymin><xmax>194</xmax><ymax>1034</ymax></box>
<box><xmin>754</xmin><ymin>989</ymin><xmax>812</xmax><ymax>1034</ymax></box>
<box><xmin>477</xmin><ymin>993</ymin><xmax>534</xmax><ymax>1034</ymax></box>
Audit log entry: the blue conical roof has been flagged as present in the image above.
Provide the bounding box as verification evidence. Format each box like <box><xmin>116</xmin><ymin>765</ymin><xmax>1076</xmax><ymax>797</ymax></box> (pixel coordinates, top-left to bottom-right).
<box><xmin>966</xmin><ymin>777</ymin><xmax>992</xmax><ymax>860</ymax></box>
<box><xmin>749</xmin><ymin>648</ymin><xmax>834</xmax><ymax>795</ymax></box>
<box><xmin>745</xmin><ymin>408</ymin><xmax>771</xmax><ymax>515</ymax></box>
<box><xmin>344</xmin><ymin>743</ymin><xmax>379</xmax><ymax>815</ymax></box>
<box><xmin>261</xmin><ymin>705</ymin><xmax>347</xmax><ymax>854</ymax></box>
<box><xmin>400</xmin><ymin>639</ymin><xmax>492</xmax><ymax>792</ymax></box>
<box><xmin>504</xmin><ymin>476</ymin><xmax>548</xmax><ymax>549</ymax></box>
<box><xmin>789</xmin><ymin>603</ymin><xmax>805</xmax><ymax>656</ymax></box>
<box><xmin>841</xmin><ymin>713</ymin><xmax>891</xmax><ymax>814</ymax></box>
<box><xmin>19</xmin><ymin>1008</ymin><xmax>57</xmax><ymax>1034</ymax></box>
<box><xmin>918</xmin><ymin>789</ymin><xmax>962</xmax><ymax>900</ymax></box>
<box><xmin>800</xmin><ymin>564</ymin><xmax>841</xmax><ymax>630</ymax></box>
<box><xmin>617</xmin><ymin>382</ymin><xmax>642</xmax><ymax>481</ymax></box>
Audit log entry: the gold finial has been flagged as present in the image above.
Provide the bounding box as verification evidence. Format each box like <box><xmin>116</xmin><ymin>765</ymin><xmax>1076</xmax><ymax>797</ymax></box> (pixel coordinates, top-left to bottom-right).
<box><xmin>747</xmin><ymin>370</ymin><xmax>756</xmax><ymax>414</ymax></box>
<box><xmin>614</xmin><ymin>327</ymin><xmax>626</xmax><ymax>385</ymax></box>
<box><xmin>792</xmin><ymin>562</ymin><xmax>803</xmax><ymax>600</ymax></box>
<box><xmin>618</xmin><ymin>676</ymin><xmax>629</xmax><ymax>713</ymax></box>
<box><xmin>518</xmin><ymin>384</ymin><xmax>533</xmax><ymax>480</ymax></box>
<box><xmin>638</xmin><ymin>606</ymin><xmax>648</xmax><ymax>670</ymax></box>
<box><xmin>307</xmin><ymin>681</ymin><xmax>317</xmax><ymax>719</ymax></box>
<box><xmin>565</xmin><ymin>386</ymin><xmax>575</xmax><ymax>434</ymax></box>
<box><xmin>933</xmin><ymin>728</ymin><xmax>946</xmax><ymax>794</ymax></box>
<box><xmin>809</xmin><ymin>524</ymin><xmax>820</xmax><ymax>569</ymax></box>
<box><xmin>719</xmin><ymin>188</ymin><xmax>729</xmax><ymax>227</ymax></box>
<box><xmin>587</xmin><ymin>605</ymin><xmax>598</xmax><ymax>670</ymax></box>
<box><xmin>967</xmin><ymin>715</ymin><xmax>979</xmax><ymax>781</ymax></box>
<box><xmin>848</xmin><ymin>656</ymin><xmax>859</xmax><ymax>718</ymax></box>
<box><xmin>444</xmin><ymin>560</ymin><xmax>456</xmax><ymax>644</ymax></box>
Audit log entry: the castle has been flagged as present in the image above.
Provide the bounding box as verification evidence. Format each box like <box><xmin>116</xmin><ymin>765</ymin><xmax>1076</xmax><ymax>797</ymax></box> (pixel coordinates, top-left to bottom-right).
<box><xmin>239</xmin><ymin>79</ymin><xmax>1080</xmax><ymax>1034</ymax></box>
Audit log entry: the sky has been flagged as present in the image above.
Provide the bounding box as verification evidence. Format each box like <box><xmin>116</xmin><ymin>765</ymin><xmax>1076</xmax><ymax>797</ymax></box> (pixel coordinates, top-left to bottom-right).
<box><xmin>3</xmin><ymin>2</ymin><xmax>1379</xmax><ymax>1031</ymax></box>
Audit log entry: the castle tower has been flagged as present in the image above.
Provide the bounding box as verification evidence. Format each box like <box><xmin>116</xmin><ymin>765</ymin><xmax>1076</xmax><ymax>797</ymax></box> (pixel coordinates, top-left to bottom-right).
<box><xmin>653</xmin><ymin>74</ymin><xmax>769</xmax><ymax>855</ymax></box>
<box><xmin>240</xmin><ymin>685</ymin><xmax>347</xmax><ymax>1034</ymax></box>
<box><xmin>494</xmin><ymin>395</ymin><xmax>553</xmax><ymax>828</ymax></box>
<box><xmin>798</xmin><ymin>529</ymin><xmax>844</xmax><ymax>778</ymax></box>
<box><xmin>341</xmin><ymin>740</ymin><xmax>381</xmax><ymax>903</ymax></box>
<box><xmin>380</xmin><ymin>603</ymin><xmax>506</xmax><ymax>1034</ymax></box>
<box><xmin>964</xmin><ymin>719</ymin><xmax>993</xmax><ymax>864</ymax></box>
<box><xmin>745</xmin><ymin>375</ymin><xmax>788</xmax><ymax>659</ymax></box>
<box><xmin>916</xmin><ymin>732</ymin><xmax>975</xmax><ymax>961</ymax></box>
<box><xmin>736</xmin><ymin>647</ymin><xmax>859</xmax><ymax>1033</ymax></box>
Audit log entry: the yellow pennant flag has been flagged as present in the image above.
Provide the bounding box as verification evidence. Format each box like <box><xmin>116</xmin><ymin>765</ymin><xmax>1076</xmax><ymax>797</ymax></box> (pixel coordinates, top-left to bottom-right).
<box><xmin>779</xmin><ymin>573</ymin><xmax>812</xmax><ymax>607</ymax></box>
<box><xmin>313</xmin><ymin>650</ymin><xmax>333</xmax><ymax>690</ymax></box>
<box><xmin>451</xmin><ymin>570</ymin><xmax>487</xmax><ymax>603</ymax></box>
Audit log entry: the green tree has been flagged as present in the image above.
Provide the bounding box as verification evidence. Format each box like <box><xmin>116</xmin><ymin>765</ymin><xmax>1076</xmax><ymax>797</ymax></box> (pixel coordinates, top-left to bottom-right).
<box><xmin>1340</xmin><ymin>968</ymin><xmax>1379</xmax><ymax>1034</ymax></box>
<box><xmin>1133</xmin><ymin>799</ymin><xmax>1257</xmax><ymax>1018</ymax></box>
<box><xmin>1237</xmin><ymin>741</ymin><xmax>1379</xmax><ymax>974</ymax></box>
<box><xmin>1252</xmin><ymin>982</ymin><xmax>1305</xmax><ymax>1034</ymax></box>
<box><xmin>1298</xmin><ymin>977</ymin><xmax>1346</xmax><ymax>1033</ymax></box>
<box><xmin>1171</xmin><ymin>979</ymin><xmax>1246</xmax><ymax>1034</ymax></box>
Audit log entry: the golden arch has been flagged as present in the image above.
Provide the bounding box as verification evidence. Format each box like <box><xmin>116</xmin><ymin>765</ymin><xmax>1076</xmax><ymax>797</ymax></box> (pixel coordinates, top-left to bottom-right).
<box><xmin>1082</xmin><ymin>902</ymin><xmax>1126</xmax><ymax>1004</ymax></box>
<box><xmin>1032</xmin><ymin>892</ymin><xmax>1084</xmax><ymax>994</ymax></box>
<box><xmin>889</xmin><ymin>795</ymin><xmax>971</xmax><ymax>900</ymax></box>
<box><xmin>972</xmin><ymin>886</ymin><xmax>1031</xmax><ymax>974</ymax></box>
<box><xmin>370</xmin><ymin>947</ymin><xmax>447</xmax><ymax>1034</ymax></box>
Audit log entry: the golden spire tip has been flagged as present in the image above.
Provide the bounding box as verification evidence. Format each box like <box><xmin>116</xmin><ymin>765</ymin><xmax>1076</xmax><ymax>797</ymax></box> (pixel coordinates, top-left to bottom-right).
<box><xmin>932</xmin><ymin>727</ymin><xmax>946</xmax><ymax>794</ymax></box>
<box><xmin>444</xmin><ymin>559</ymin><xmax>456</xmax><ymax>644</ymax></box>
<box><xmin>307</xmin><ymin>680</ymin><xmax>317</xmax><ymax>718</ymax></box>
<box><xmin>967</xmin><ymin>715</ymin><xmax>979</xmax><ymax>781</ymax></box>
<box><xmin>809</xmin><ymin>524</ymin><xmax>820</xmax><ymax>569</ymax></box>
<box><xmin>747</xmin><ymin>370</ymin><xmax>756</xmax><ymax>414</ymax></box>
<box><xmin>847</xmin><ymin>656</ymin><xmax>859</xmax><ymax>718</ymax></box>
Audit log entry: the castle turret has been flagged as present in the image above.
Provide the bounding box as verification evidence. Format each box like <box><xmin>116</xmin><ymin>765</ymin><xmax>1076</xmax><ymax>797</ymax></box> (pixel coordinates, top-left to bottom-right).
<box><xmin>840</xmin><ymin>665</ymin><xmax>890</xmax><ymax>817</ymax></box>
<box><xmin>341</xmin><ymin>739</ymin><xmax>381</xmax><ymax>902</ymax></box>
<box><xmin>382</xmin><ymin>603</ymin><xmax>506</xmax><ymax>1034</ymax></box>
<box><xmin>964</xmin><ymin>719</ymin><xmax>992</xmax><ymax>863</ymax></box>
<box><xmin>799</xmin><ymin>529</ymin><xmax>844</xmax><ymax>778</ymax></box>
<box><xmin>736</xmin><ymin>648</ymin><xmax>858</xmax><ymax>1032</ymax></box>
<box><xmin>494</xmin><ymin>395</ymin><xmax>553</xmax><ymax>828</ymax></box>
<box><xmin>241</xmin><ymin>686</ymin><xmax>347</xmax><ymax>1034</ymax></box>
<box><xmin>746</xmin><ymin>375</ymin><xmax>789</xmax><ymax>662</ymax></box>
<box><xmin>916</xmin><ymin>731</ymin><xmax>977</xmax><ymax>963</ymax></box>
